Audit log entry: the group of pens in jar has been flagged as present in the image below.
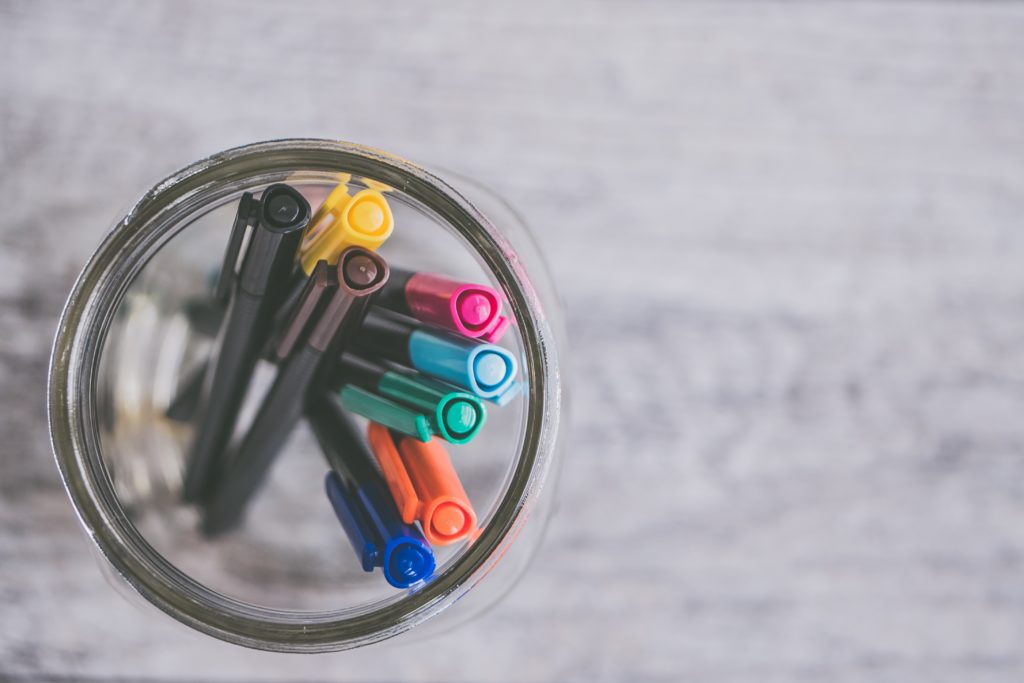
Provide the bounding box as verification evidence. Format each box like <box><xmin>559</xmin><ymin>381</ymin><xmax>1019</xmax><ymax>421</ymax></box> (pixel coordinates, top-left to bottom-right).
<box><xmin>166</xmin><ymin>179</ymin><xmax>519</xmax><ymax>589</ymax></box>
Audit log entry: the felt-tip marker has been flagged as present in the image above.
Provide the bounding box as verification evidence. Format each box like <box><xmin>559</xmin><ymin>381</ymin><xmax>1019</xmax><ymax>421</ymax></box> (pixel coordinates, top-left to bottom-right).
<box><xmin>334</xmin><ymin>354</ymin><xmax>486</xmax><ymax>444</ymax></box>
<box><xmin>201</xmin><ymin>248</ymin><xmax>389</xmax><ymax>535</ymax></box>
<box><xmin>367</xmin><ymin>422</ymin><xmax>477</xmax><ymax>547</ymax></box>
<box><xmin>355</xmin><ymin>311</ymin><xmax>518</xmax><ymax>402</ymax></box>
<box><xmin>376</xmin><ymin>268</ymin><xmax>511</xmax><ymax>342</ymax></box>
<box><xmin>183</xmin><ymin>184</ymin><xmax>311</xmax><ymax>503</ymax></box>
<box><xmin>310</xmin><ymin>395</ymin><xmax>435</xmax><ymax>588</ymax></box>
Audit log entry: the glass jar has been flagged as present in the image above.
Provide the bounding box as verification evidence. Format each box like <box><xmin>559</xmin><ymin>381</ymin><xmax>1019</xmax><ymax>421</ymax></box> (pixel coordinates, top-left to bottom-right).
<box><xmin>47</xmin><ymin>139</ymin><xmax>566</xmax><ymax>652</ymax></box>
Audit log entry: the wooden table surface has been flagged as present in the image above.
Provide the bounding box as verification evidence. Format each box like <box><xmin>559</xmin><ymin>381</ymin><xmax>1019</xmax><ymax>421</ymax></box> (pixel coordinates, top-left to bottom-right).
<box><xmin>2</xmin><ymin>1</ymin><xmax>1023</xmax><ymax>681</ymax></box>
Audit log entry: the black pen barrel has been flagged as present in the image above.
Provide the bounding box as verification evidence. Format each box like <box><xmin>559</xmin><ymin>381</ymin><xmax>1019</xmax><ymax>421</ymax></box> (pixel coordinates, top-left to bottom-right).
<box><xmin>201</xmin><ymin>345</ymin><xmax>321</xmax><ymax>535</ymax></box>
<box><xmin>334</xmin><ymin>354</ymin><xmax>386</xmax><ymax>392</ymax></box>
<box><xmin>182</xmin><ymin>185</ymin><xmax>309</xmax><ymax>503</ymax></box>
<box><xmin>306</xmin><ymin>393</ymin><xmax>380</xmax><ymax>486</ymax></box>
<box><xmin>355</xmin><ymin>311</ymin><xmax>417</xmax><ymax>365</ymax></box>
<box><xmin>201</xmin><ymin>247</ymin><xmax>390</xmax><ymax>534</ymax></box>
<box><xmin>374</xmin><ymin>267</ymin><xmax>416</xmax><ymax>315</ymax></box>
<box><xmin>182</xmin><ymin>289</ymin><xmax>269</xmax><ymax>502</ymax></box>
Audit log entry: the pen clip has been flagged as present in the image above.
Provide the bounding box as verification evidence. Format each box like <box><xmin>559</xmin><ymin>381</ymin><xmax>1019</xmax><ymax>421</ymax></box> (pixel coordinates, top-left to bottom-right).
<box><xmin>274</xmin><ymin>259</ymin><xmax>336</xmax><ymax>360</ymax></box>
<box><xmin>214</xmin><ymin>192</ymin><xmax>259</xmax><ymax>303</ymax></box>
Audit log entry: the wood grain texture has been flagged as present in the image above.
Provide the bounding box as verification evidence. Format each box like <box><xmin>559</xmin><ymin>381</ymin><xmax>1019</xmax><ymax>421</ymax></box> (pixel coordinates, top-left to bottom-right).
<box><xmin>2</xmin><ymin>1</ymin><xmax>1024</xmax><ymax>681</ymax></box>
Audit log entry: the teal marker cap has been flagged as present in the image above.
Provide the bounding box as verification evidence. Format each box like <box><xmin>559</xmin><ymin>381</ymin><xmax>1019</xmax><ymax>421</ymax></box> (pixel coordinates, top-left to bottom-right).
<box><xmin>377</xmin><ymin>371</ymin><xmax>486</xmax><ymax>444</ymax></box>
<box><xmin>407</xmin><ymin>330</ymin><xmax>517</xmax><ymax>399</ymax></box>
<box><xmin>339</xmin><ymin>385</ymin><xmax>433</xmax><ymax>442</ymax></box>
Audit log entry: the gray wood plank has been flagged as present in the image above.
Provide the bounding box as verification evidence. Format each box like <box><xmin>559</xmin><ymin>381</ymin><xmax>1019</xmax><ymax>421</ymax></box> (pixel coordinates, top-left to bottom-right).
<box><xmin>2</xmin><ymin>0</ymin><xmax>1024</xmax><ymax>681</ymax></box>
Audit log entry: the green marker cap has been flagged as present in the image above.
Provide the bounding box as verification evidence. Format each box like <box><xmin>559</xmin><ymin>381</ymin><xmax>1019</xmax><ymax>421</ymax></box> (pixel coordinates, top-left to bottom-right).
<box><xmin>338</xmin><ymin>385</ymin><xmax>432</xmax><ymax>442</ymax></box>
<box><xmin>377</xmin><ymin>370</ymin><xmax>486</xmax><ymax>444</ymax></box>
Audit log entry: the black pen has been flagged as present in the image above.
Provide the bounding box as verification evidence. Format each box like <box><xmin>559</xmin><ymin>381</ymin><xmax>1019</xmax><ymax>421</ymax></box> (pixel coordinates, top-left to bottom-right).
<box><xmin>201</xmin><ymin>247</ymin><xmax>389</xmax><ymax>535</ymax></box>
<box><xmin>182</xmin><ymin>184</ymin><xmax>311</xmax><ymax>503</ymax></box>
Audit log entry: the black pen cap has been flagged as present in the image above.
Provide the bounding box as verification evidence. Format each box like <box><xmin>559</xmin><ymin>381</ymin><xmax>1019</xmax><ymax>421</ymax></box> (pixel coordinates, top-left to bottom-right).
<box><xmin>238</xmin><ymin>184</ymin><xmax>311</xmax><ymax>297</ymax></box>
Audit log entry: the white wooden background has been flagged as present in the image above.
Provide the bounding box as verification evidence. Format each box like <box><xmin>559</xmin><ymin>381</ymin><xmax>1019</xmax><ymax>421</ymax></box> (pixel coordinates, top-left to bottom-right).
<box><xmin>2</xmin><ymin>1</ymin><xmax>1024</xmax><ymax>681</ymax></box>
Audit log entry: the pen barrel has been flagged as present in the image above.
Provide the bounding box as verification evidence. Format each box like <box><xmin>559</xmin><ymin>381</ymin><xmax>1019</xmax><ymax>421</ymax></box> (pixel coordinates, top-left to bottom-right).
<box><xmin>374</xmin><ymin>268</ymin><xmax>416</xmax><ymax>315</ymax></box>
<box><xmin>307</xmin><ymin>394</ymin><xmax>384</xmax><ymax>487</ymax></box>
<box><xmin>356</xmin><ymin>311</ymin><xmax>418</xmax><ymax>366</ymax></box>
<box><xmin>183</xmin><ymin>288</ymin><xmax>269</xmax><ymax>502</ymax></box>
<box><xmin>201</xmin><ymin>345</ymin><xmax>321</xmax><ymax>535</ymax></box>
<box><xmin>334</xmin><ymin>354</ymin><xmax>387</xmax><ymax>391</ymax></box>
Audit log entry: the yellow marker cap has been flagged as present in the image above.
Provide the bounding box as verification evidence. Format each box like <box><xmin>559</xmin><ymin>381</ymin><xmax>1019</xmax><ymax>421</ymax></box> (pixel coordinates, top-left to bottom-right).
<box><xmin>299</xmin><ymin>187</ymin><xmax>394</xmax><ymax>274</ymax></box>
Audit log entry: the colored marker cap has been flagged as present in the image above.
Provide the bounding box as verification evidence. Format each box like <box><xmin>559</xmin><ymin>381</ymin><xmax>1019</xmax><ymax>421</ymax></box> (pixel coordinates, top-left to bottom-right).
<box><xmin>481</xmin><ymin>315</ymin><xmax>512</xmax><ymax>344</ymax></box>
<box><xmin>397</xmin><ymin>436</ymin><xmax>477</xmax><ymax>546</ymax></box>
<box><xmin>383</xmin><ymin>536</ymin><xmax>435</xmax><ymax>589</ymax></box>
<box><xmin>302</xmin><ymin>183</ymin><xmax>352</xmax><ymax>249</ymax></box>
<box><xmin>407</xmin><ymin>330</ymin><xmax>518</xmax><ymax>399</ymax></box>
<box><xmin>473</xmin><ymin>351</ymin><xmax>509</xmax><ymax>390</ymax></box>
<box><xmin>431</xmin><ymin>502</ymin><xmax>467</xmax><ymax>538</ymax></box>
<box><xmin>488</xmin><ymin>379</ymin><xmax>523</xmax><ymax>407</ymax></box>
<box><xmin>440</xmin><ymin>395</ymin><xmax>480</xmax><ymax>440</ymax></box>
<box><xmin>366</xmin><ymin>423</ymin><xmax>477</xmax><ymax>547</ymax></box>
<box><xmin>405</xmin><ymin>273</ymin><xmax>503</xmax><ymax>339</ymax></box>
<box><xmin>376</xmin><ymin>370</ymin><xmax>486</xmax><ymax>444</ymax></box>
<box><xmin>300</xmin><ymin>188</ymin><xmax>394</xmax><ymax>274</ymax></box>
<box><xmin>339</xmin><ymin>384</ymin><xmax>433</xmax><ymax>442</ymax></box>
<box><xmin>324</xmin><ymin>472</ymin><xmax>380</xmax><ymax>572</ymax></box>
<box><xmin>457</xmin><ymin>291</ymin><xmax>494</xmax><ymax>328</ymax></box>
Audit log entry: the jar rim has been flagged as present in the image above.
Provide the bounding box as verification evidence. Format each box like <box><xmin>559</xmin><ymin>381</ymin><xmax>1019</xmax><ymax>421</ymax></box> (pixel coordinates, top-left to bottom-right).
<box><xmin>47</xmin><ymin>139</ymin><xmax>562</xmax><ymax>651</ymax></box>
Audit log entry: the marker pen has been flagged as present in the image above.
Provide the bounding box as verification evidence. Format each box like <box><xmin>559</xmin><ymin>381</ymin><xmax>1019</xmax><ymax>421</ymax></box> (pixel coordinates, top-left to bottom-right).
<box><xmin>376</xmin><ymin>269</ymin><xmax>511</xmax><ymax>342</ymax></box>
<box><xmin>299</xmin><ymin>183</ymin><xmax>393</xmax><ymax>275</ymax></box>
<box><xmin>202</xmin><ymin>248</ymin><xmax>389</xmax><ymax>536</ymax></box>
<box><xmin>355</xmin><ymin>311</ymin><xmax>518</xmax><ymax>401</ymax></box>
<box><xmin>183</xmin><ymin>184</ymin><xmax>311</xmax><ymax>503</ymax></box>
<box><xmin>366</xmin><ymin>423</ymin><xmax>477</xmax><ymax>547</ymax></box>
<box><xmin>310</xmin><ymin>396</ymin><xmax>435</xmax><ymax>589</ymax></box>
<box><xmin>335</xmin><ymin>354</ymin><xmax>486</xmax><ymax>444</ymax></box>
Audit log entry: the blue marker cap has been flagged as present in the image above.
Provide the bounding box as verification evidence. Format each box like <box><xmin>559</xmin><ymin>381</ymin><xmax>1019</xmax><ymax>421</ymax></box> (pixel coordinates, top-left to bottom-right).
<box><xmin>324</xmin><ymin>472</ymin><xmax>435</xmax><ymax>588</ymax></box>
<box><xmin>325</xmin><ymin>472</ymin><xmax>380</xmax><ymax>572</ymax></box>
<box><xmin>407</xmin><ymin>330</ymin><xmax>517</xmax><ymax>399</ymax></box>
<box><xmin>488</xmin><ymin>379</ymin><xmax>523</xmax><ymax>407</ymax></box>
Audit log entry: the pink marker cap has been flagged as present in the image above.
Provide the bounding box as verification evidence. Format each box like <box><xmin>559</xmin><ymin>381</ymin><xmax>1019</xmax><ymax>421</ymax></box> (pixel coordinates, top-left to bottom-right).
<box><xmin>406</xmin><ymin>272</ymin><xmax>503</xmax><ymax>339</ymax></box>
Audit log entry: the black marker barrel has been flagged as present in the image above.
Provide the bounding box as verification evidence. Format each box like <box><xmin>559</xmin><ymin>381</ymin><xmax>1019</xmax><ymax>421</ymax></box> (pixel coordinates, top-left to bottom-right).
<box><xmin>201</xmin><ymin>248</ymin><xmax>389</xmax><ymax>536</ymax></box>
<box><xmin>356</xmin><ymin>310</ymin><xmax>418</xmax><ymax>365</ymax></box>
<box><xmin>183</xmin><ymin>185</ymin><xmax>310</xmax><ymax>503</ymax></box>
<box><xmin>373</xmin><ymin>267</ymin><xmax>416</xmax><ymax>315</ymax></box>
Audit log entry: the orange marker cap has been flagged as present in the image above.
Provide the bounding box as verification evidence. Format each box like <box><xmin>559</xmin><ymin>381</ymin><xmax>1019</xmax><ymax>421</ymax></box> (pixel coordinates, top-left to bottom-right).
<box><xmin>367</xmin><ymin>421</ymin><xmax>419</xmax><ymax>524</ymax></box>
<box><xmin>366</xmin><ymin>422</ymin><xmax>477</xmax><ymax>546</ymax></box>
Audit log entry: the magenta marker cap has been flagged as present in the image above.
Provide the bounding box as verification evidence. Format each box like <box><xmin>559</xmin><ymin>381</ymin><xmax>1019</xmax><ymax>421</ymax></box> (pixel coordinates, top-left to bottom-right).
<box><xmin>405</xmin><ymin>272</ymin><xmax>503</xmax><ymax>339</ymax></box>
